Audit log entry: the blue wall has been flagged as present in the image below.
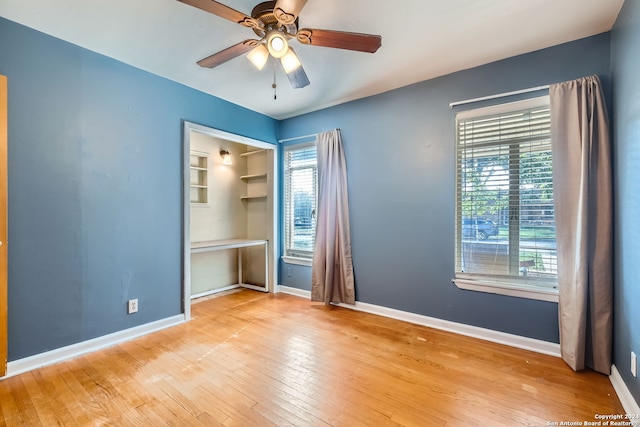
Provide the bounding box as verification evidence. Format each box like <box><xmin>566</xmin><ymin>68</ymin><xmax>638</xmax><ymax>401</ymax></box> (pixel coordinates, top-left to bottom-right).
<box><xmin>279</xmin><ymin>34</ymin><xmax>612</xmax><ymax>343</ymax></box>
<box><xmin>612</xmin><ymin>0</ymin><xmax>640</xmax><ymax>404</ymax></box>
<box><xmin>0</xmin><ymin>17</ymin><xmax>278</xmax><ymax>360</ymax></box>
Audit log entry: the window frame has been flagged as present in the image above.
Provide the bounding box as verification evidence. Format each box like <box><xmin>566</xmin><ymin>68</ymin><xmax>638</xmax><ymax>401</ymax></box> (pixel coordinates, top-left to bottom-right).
<box><xmin>453</xmin><ymin>96</ymin><xmax>559</xmax><ymax>303</ymax></box>
<box><xmin>283</xmin><ymin>141</ymin><xmax>318</xmax><ymax>265</ymax></box>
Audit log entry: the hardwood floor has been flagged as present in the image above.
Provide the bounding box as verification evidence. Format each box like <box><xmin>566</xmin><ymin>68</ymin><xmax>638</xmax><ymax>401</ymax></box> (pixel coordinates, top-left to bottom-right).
<box><xmin>0</xmin><ymin>289</ymin><xmax>624</xmax><ymax>426</ymax></box>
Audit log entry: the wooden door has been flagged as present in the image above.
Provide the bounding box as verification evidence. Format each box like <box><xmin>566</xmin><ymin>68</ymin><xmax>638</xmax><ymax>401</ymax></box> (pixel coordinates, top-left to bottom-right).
<box><xmin>0</xmin><ymin>75</ymin><xmax>7</xmax><ymax>376</ymax></box>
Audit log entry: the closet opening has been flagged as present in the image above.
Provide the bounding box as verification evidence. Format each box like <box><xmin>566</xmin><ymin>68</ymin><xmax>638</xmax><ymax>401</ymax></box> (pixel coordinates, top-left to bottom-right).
<box><xmin>182</xmin><ymin>122</ymin><xmax>277</xmax><ymax>320</ymax></box>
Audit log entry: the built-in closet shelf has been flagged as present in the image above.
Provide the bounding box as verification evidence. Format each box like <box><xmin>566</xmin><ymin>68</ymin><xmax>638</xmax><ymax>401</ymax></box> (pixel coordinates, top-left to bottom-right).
<box><xmin>189</xmin><ymin>151</ymin><xmax>208</xmax><ymax>204</ymax></box>
<box><xmin>240</xmin><ymin>149</ymin><xmax>266</xmax><ymax>157</ymax></box>
<box><xmin>240</xmin><ymin>195</ymin><xmax>268</xmax><ymax>200</ymax></box>
<box><xmin>240</xmin><ymin>173</ymin><xmax>267</xmax><ymax>180</ymax></box>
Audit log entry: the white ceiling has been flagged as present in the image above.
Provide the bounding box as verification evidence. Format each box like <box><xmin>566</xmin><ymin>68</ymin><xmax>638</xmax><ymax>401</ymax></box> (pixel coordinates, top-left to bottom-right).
<box><xmin>0</xmin><ymin>0</ymin><xmax>624</xmax><ymax>120</ymax></box>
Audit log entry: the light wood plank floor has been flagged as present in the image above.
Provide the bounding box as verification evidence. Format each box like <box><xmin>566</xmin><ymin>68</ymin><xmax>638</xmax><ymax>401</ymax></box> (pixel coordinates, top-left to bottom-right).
<box><xmin>0</xmin><ymin>289</ymin><xmax>624</xmax><ymax>426</ymax></box>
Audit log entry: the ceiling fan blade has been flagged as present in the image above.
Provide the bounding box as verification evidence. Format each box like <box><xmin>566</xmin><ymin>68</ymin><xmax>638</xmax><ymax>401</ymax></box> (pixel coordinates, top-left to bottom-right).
<box><xmin>197</xmin><ymin>40</ymin><xmax>260</xmax><ymax>68</ymax></box>
<box><xmin>273</xmin><ymin>0</ymin><xmax>308</xmax><ymax>25</ymax></box>
<box><xmin>177</xmin><ymin>0</ymin><xmax>261</xmax><ymax>29</ymax></box>
<box><xmin>284</xmin><ymin>64</ymin><xmax>310</xmax><ymax>89</ymax></box>
<box><xmin>297</xmin><ymin>29</ymin><xmax>382</xmax><ymax>53</ymax></box>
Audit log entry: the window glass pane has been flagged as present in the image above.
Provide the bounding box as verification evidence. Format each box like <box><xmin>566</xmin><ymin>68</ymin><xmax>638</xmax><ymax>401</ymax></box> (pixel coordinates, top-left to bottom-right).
<box><xmin>289</xmin><ymin>168</ymin><xmax>316</xmax><ymax>252</ymax></box>
<box><xmin>284</xmin><ymin>144</ymin><xmax>317</xmax><ymax>258</ymax></box>
<box><xmin>518</xmin><ymin>146</ymin><xmax>557</xmax><ymax>279</ymax></box>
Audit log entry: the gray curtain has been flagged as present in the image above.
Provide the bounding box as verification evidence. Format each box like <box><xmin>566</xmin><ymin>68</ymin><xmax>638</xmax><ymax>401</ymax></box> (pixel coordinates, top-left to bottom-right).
<box><xmin>311</xmin><ymin>129</ymin><xmax>355</xmax><ymax>305</ymax></box>
<box><xmin>550</xmin><ymin>75</ymin><xmax>612</xmax><ymax>374</ymax></box>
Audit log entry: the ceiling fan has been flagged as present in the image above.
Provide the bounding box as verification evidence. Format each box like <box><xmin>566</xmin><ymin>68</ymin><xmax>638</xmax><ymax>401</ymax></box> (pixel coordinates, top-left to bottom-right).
<box><xmin>177</xmin><ymin>0</ymin><xmax>382</xmax><ymax>89</ymax></box>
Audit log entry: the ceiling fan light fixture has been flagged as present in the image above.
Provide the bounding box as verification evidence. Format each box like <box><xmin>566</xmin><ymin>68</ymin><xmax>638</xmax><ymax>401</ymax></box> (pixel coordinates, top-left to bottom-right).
<box><xmin>281</xmin><ymin>48</ymin><xmax>302</xmax><ymax>74</ymax></box>
<box><xmin>247</xmin><ymin>44</ymin><xmax>269</xmax><ymax>70</ymax></box>
<box><xmin>267</xmin><ymin>31</ymin><xmax>288</xmax><ymax>58</ymax></box>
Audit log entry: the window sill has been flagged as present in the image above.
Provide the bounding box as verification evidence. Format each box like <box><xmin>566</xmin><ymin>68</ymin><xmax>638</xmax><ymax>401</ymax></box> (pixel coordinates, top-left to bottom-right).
<box><xmin>282</xmin><ymin>256</ymin><xmax>312</xmax><ymax>267</ymax></box>
<box><xmin>453</xmin><ymin>278</ymin><xmax>559</xmax><ymax>303</ymax></box>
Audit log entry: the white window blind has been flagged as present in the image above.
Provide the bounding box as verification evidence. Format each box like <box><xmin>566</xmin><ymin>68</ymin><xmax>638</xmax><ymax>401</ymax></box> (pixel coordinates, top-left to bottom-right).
<box><xmin>454</xmin><ymin>97</ymin><xmax>557</xmax><ymax>295</ymax></box>
<box><xmin>284</xmin><ymin>143</ymin><xmax>317</xmax><ymax>259</ymax></box>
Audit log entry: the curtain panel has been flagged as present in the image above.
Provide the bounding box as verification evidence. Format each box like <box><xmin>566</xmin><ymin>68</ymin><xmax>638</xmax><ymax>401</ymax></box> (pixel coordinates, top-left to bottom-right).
<box><xmin>550</xmin><ymin>75</ymin><xmax>613</xmax><ymax>374</ymax></box>
<box><xmin>311</xmin><ymin>129</ymin><xmax>355</xmax><ymax>305</ymax></box>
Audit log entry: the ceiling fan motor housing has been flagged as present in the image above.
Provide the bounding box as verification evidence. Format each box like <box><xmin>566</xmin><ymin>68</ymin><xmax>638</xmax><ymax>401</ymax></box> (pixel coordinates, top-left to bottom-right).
<box><xmin>251</xmin><ymin>1</ymin><xmax>298</xmax><ymax>38</ymax></box>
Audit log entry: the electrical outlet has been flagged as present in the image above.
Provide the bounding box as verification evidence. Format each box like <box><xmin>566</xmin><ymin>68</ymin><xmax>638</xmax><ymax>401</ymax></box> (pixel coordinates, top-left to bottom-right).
<box><xmin>128</xmin><ymin>299</ymin><xmax>138</xmax><ymax>314</ymax></box>
<box><xmin>287</xmin><ymin>268</ymin><xmax>293</xmax><ymax>277</ymax></box>
<box><xmin>632</xmin><ymin>351</ymin><xmax>637</xmax><ymax>378</ymax></box>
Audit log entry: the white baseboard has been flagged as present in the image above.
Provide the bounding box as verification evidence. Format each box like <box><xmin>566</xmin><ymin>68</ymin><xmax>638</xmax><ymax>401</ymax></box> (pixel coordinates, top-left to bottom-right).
<box><xmin>4</xmin><ymin>314</ymin><xmax>185</xmax><ymax>379</ymax></box>
<box><xmin>277</xmin><ymin>285</ymin><xmax>561</xmax><ymax>357</ymax></box>
<box><xmin>610</xmin><ymin>365</ymin><xmax>640</xmax><ymax>414</ymax></box>
<box><xmin>191</xmin><ymin>285</ymin><xmax>239</xmax><ymax>299</ymax></box>
<box><xmin>276</xmin><ymin>284</ymin><xmax>311</xmax><ymax>298</ymax></box>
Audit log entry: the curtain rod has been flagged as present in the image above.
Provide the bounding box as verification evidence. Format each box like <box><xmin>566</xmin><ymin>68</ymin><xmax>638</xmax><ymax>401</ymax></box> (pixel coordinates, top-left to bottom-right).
<box><xmin>449</xmin><ymin>85</ymin><xmax>550</xmax><ymax>109</ymax></box>
<box><xmin>278</xmin><ymin>133</ymin><xmax>318</xmax><ymax>143</ymax></box>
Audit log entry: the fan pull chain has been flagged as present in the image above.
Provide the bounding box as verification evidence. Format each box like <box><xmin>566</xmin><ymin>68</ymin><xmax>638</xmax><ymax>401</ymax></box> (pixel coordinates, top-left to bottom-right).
<box><xmin>272</xmin><ymin>57</ymin><xmax>277</xmax><ymax>100</ymax></box>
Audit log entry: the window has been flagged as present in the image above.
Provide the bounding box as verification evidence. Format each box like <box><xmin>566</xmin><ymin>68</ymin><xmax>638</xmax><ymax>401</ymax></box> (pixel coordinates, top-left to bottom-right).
<box><xmin>454</xmin><ymin>96</ymin><xmax>558</xmax><ymax>301</ymax></box>
<box><xmin>284</xmin><ymin>142</ymin><xmax>317</xmax><ymax>261</ymax></box>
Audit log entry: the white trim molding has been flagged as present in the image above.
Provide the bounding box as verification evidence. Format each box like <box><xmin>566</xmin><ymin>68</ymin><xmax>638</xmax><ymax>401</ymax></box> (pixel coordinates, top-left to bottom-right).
<box><xmin>3</xmin><ymin>314</ymin><xmax>185</xmax><ymax>379</ymax></box>
<box><xmin>277</xmin><ymin>285</ymin><xmax>311</xmax><ymax>298</ymax></box>
<box><xmin>281</xmin><ymin>256</ymin><xmax>312</xmax><ymax>267</ymax></box>
<box><xmin>277</xmin><ymin>285</ymin><xmax>560</xmax><ymax>357</ymax></box>
<box><xmin>610</xmin><ymin>365</ymin><xmax>640</xmax><ymax>415</ymax></box>
<box><xmin>454</xmin><ymin>278</ymin><xmax>559</xmax><ymax>303</ymax></box>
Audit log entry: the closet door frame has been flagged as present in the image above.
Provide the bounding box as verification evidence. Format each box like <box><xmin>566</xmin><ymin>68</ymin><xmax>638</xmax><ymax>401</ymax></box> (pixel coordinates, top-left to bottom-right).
<box><xmin>0</xmin><ymin>75</ymin><xmax>7</xmax><ymax>376</ymax></box>
<box><xmin>181</xmin><ymin>121</ymin><xmax>278</xmax><ymax>320</ymax></box>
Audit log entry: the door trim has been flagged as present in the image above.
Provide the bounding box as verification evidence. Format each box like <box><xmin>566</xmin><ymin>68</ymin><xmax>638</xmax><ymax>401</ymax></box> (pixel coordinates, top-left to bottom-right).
<box><xmin>1</xmin><ymin>75</ymin><xmax>8</xmax><ymax>376</ymax></box>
